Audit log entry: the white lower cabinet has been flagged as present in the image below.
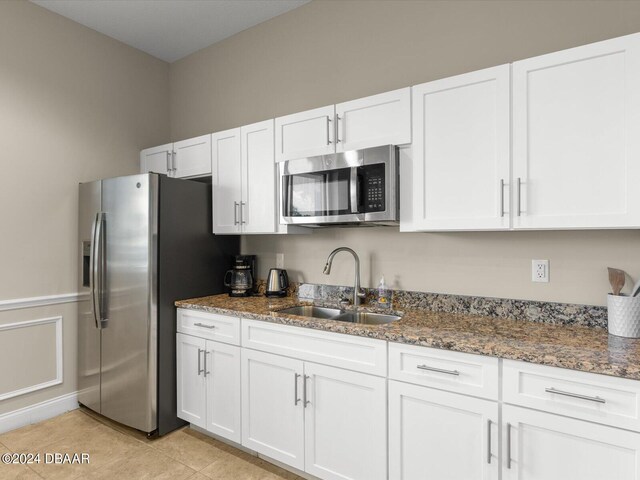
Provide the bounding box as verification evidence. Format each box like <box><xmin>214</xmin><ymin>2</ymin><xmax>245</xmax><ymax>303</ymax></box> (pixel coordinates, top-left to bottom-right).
<box><xmin>304</xmin><ymin>362</ymin><xmax>387</xmax><ymax>480</ymax></box>
<box><xmin>241</xmin><ymin>348</ymin><xmax>387</xmax><ymax>480</ymax></box>
<box><xmin>503</xmin><ymin>404</ymin><xmax>640</xmax><ymax>480</ymax></box>
<box><xmin>389</xmin><ymin>380</ymin><xmax>498</xmax><ymax>480</ymax></box>
<box><xmin>176</xmin><ymin>333</ymin><xmax>241</xmax><ymax>443</ymax></box>
<box><xmin>241</xmin><ymin>348</ymin><xmax>305</xmax><ymax>470</ymax></box>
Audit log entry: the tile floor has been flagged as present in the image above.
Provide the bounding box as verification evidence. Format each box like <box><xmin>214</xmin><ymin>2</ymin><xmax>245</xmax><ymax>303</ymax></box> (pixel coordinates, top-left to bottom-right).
<box><xmin>0</xmin><ymin>407</ymin><xmax>303</xmax><ymax>480</ymax></box>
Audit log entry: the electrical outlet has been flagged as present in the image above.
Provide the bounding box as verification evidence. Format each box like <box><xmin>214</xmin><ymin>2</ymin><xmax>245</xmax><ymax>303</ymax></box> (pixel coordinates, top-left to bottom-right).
<box><xmin>276</xmin><ymin>253</ymin><xmax>284</xmax><ymax>269</ymax></box>
<box><xmin>532</xmin><ymin>259</ymin><xmax>549</xmax><ymax>283</ymax></box>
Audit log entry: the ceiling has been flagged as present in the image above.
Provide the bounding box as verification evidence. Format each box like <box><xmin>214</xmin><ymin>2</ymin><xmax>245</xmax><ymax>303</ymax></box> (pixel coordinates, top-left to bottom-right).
<box><xmin>31</xmin><ymin>0</ymin><xmax>311</xmax><ymax>63</ymax></box>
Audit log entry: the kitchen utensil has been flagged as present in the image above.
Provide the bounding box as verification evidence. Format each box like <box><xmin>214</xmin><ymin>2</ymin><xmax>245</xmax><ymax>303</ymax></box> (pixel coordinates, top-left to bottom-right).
<box><xmin>631</xmin><ymin>278</ymin><xmax>640</xmax><ymax>297</ymax></box>
<box><xmin>265</xmin><ymin>268</ymin><xmax>289</xmax><ymax>297</ymax></box>
<box><xmin>608</xmin><ymin>267</ymin><xmax>626</xmax><ymax>296</ymax></box>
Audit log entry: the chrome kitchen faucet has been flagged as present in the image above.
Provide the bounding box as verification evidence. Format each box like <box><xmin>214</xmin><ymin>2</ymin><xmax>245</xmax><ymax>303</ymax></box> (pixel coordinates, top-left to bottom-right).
<box><xmin>323</xmin><ymin>247</ymin><xmax>367</xmax><ymax>307</ymax></box>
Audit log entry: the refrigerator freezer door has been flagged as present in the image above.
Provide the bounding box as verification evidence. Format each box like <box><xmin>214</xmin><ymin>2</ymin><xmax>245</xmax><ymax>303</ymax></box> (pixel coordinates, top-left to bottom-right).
<box><xmin>78</xmin><ymin>180</ymin><xmax>102</xmax><ymax>413</ymax></box>
<box><xmin>100</xmin><ymin>174</ymin><xmax>158</xmax><ymax>433</ymax></box>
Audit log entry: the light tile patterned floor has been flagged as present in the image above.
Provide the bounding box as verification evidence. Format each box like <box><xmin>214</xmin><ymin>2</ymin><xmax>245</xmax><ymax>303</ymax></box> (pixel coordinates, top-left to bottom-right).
<box><xmin>0</xmin><ymin>407</ymin><xmax>303</xmax><ymax>480</ymax></box>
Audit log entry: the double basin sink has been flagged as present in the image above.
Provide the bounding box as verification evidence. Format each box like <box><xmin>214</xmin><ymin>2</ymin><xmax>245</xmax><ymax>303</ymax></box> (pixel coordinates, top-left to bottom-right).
<box><xmin>277</xmin><ymin>305</ymin><xmax>401</xmax><ymax>325</ymax></box>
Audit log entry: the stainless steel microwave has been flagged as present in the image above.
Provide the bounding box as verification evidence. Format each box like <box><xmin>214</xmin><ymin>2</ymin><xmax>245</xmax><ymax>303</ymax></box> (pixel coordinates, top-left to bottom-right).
<box><xmin>279</xmin><ymin>145</ymin><xmax>399</xmax><ymax>226</ymax></box>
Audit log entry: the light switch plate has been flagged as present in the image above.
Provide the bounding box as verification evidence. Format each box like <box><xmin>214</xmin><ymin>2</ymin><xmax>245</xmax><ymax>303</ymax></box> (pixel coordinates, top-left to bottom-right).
<box><xmin>532</xmin><ymin>259</ymin><xmax>549</xmax><ymax>283</ymax></box>
<box><xmin>276</xmin><ymin>253</ymin><xmax>284</xmax><ymax>269</ymax></box>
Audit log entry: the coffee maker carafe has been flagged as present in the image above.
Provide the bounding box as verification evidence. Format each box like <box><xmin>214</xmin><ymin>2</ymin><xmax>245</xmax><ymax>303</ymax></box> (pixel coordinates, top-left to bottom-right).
<box><xmin>224</xmin><ymin>255</ymin><xmax>256</xmax><ymax>297</ymax></box>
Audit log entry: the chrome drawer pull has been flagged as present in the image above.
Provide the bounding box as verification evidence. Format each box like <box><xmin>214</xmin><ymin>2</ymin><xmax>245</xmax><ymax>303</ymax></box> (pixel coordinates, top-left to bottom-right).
<box><xmin>194</xmin><ymin>322</ymin><xmax>216</xmax><ymax>329</ymax></box>
<box><xmin>416</xmin><ymin>364</ymin><xmax>460</xmax><ymax>376</ymax></box>
<box><xmin>294</xmin><ymin>373</ymin><xmax>301</xmax><ymax>406</ymax></box>
<box><xmin>545</xmin><ymin>387</ymin><xmax>606</xmax><ymax>404</ymax></box>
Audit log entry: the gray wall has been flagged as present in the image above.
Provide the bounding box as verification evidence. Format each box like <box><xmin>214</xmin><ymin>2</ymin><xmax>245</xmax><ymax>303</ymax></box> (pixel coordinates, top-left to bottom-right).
<box><xmin>169</xmin><ymin>0</ymin><xmax>640</xmax><ymax>306</ymax></box>
<box><xmin>0</xmin><ymin>1</ymin><xmax>169</xmax><ymax>414</ymax></box>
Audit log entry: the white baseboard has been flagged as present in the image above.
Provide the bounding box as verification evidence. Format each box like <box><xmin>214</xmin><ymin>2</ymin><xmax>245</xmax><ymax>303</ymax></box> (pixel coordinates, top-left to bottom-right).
<box><xmin>0</xmin><ymin>391</ymin><xmax>78</xmax><ymax>434</ymax></box>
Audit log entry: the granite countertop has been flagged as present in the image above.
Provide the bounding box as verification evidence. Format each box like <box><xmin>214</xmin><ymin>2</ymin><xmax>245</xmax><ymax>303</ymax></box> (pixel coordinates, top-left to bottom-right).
<box><xmin>175</xmin><ymin>294</ymin><xmax>640</xmax><ymax>381</ymax></box>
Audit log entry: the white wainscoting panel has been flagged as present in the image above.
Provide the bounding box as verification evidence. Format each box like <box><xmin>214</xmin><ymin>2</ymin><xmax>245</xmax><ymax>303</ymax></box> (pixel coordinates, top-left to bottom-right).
<box><xmin>0</xmin><ymin>316</ymin><xmax>63</xmax><ymax>401</ymax></box>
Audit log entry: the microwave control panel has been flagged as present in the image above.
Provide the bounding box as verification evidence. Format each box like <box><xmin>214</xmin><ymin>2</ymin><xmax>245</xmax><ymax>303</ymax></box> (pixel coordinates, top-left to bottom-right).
<box><xmin>362</xmin><ymin>163</ymin><xmax>385</xmax><ymax>212</ymax></box>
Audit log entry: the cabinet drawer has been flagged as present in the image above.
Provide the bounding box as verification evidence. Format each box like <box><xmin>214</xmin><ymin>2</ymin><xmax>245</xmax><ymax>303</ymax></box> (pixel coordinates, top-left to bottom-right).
<box><xmin>503</xmin><ymin>359</ymin><xmax>640</xmax><ymax>432</ymax></box>
<box><xmin>241</xmin><ymin>319</ymin><xmax>387</xmax><ymax>376</ymax></box>
<box><xmin>177</xmin><ymin>308</ymin><xmax>240</xmax><ymax>345</ymax></box>
<box><xmin>388</xmin><ymin>342</ymin><xmax>499</xmax><ymax>400</ymax></box>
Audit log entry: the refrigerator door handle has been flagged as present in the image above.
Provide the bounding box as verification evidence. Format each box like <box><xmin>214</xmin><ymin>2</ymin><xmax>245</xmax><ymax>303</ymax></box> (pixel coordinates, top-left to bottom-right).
<box><xmin>90</xmin><ymin>213</ymin><xmax>101</xmax><ymax>329</ymax></box>
<box><xmin>91</xmin><ymin>212</ymin><xmax>107</xmax><ymax>328</ymax></box>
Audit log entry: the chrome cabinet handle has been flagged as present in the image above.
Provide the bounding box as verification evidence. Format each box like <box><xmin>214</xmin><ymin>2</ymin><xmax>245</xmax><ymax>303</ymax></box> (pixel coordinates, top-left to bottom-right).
<box><xmin>487</xmin><ymin>419</ymin><xmax>492</xmax><ymax>464</ymax></box>
<box><xmin>166</xmin><ymin>151</ymin><xmax>171</xmax><ymax>174</ymax></box>
<box><xmin>545</xmin><ymin>387</ymin><xmax>606</xmax><ymax>404</ymax></box>
<box><xmin>172</xmin><ymin>151</ymin><xmax>177</xmax><ymax>174</ymax></box>
<box><xmin>233</xmin><ymin>202</ymin><xmax>239</xmax><ymax>225</ymax></box>
<box><xmin>203</xmin><ymin>350</ymin><xmax>210</xmax><ymax>377</ymax></box>
<box><xmin>294</xmin><ymin>373</ymin><xmax>301</xmax><ymax>405</ymax></box>
<box><xmin>516</xmin><ymin>177</ymin><xmax>522</xmax><ymax>216</ymax></box>
<box><xmin>240</xmin><ymin>202</ymin><xmax>246</xmax><ymax>225</ymax></box>
<box><xmin>336</xmin><ymin>114</ymin><xmax>341</xmax><ymax>143</ymax></box>
<box><xmin>303</xmin><ymin>374</ymin><xmax>310</xmax><ymax>407</ymax></box>
<box><xmin>500</xmin><ymin>179</ymin><xmax>505</xmax><ymax>217</ymax></box>
<box><xmin>506</xmin><ymin>422</ymin><xmax>512</xmax><ymax>469</ymax></box>
<box><xmin>326</xmin><ymin>116</ymin><xmax>332</xmax><ymax>145</ymax></box>
<box><xmin>197</xmin><ymin>348</ymin><xmax>203</xmax><ymax>375</ymax></box>
<box><xmin>194</xmin><ymin>322</ymin><xmax>215</xmax><ymax>329</ymax></box>
<box><xmin>416</xmin><ymin>364</ymin><xmax>460</xmax><ymax>376</ymax></box>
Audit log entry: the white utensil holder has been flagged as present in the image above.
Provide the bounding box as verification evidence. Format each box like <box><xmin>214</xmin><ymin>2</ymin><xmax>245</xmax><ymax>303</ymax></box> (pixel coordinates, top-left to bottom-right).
<box><xmin>607</xmin><ymin>294</ymin><xmax>640</xmax><ymax>338</ymax></box>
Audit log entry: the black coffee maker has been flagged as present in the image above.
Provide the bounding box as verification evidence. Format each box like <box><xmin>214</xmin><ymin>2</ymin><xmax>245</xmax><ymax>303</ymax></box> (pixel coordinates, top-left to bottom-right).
<box><xmin>224</xmin><ymin>255</ymin><xmax>257</xmax><ymax>297</ymax></box>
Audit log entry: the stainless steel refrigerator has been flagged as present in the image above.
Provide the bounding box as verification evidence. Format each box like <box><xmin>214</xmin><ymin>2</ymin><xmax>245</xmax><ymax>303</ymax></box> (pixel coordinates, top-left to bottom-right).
<box><xmin>78</xmin><ymin>173</ymin><xmax>239</xmax><ymax>436</ymax></box>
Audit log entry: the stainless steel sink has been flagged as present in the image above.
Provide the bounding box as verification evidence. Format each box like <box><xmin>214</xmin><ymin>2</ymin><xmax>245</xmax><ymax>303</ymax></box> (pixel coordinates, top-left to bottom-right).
<box><xmin>277</xmin><ymin>305</ymin><xmax>343</xmax><ymax>320</ymax></box>
<box><xmin>277</xmin><ymin>306</ymin><xmax>401</xmax><ymax>325</ymax></box>
<box><xmin>335</xmin><ymin>311</ymin><xmax>402</xmax><ymax>325</ymax></box>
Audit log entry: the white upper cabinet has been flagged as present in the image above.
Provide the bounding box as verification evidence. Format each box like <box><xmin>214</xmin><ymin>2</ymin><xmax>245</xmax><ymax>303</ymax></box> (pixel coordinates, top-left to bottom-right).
<box><xmin>335</xmin><ymin>87</ymin><xmax>411</xmax><ymax>153</ymax></box>
<box><xmin>212</xmin><ymin>120</ymin><xmax>293</xmax><ymax>235</ymax></box>
<box><xmin>275</xmin><ymin>105</ymin><xmax>336</xmax><ymax>162</ymax></box>
<box><xmin>212</xmin><ymin>128</ymin><xmax>242</xmax><ymax>234</ymax></box>
<box><xmin>512</xmin><ymin>33</ymin><xmax>640</xmax><ymax>229</ymax></box>
<box><xmin>241</xmin><ymin>120</ymin><xmax>277</xmax><ymax>234</ymax></box>
<box><xmin>275</xmin><ymin>88</ymin><xmax>412</xmax><ymax>162</ymax></box>
<box><xmin>173</xmin><ymin>134</ymin><xmax>212</xmax><ymax>178</ymax></box>
<box><xmin>141</xmin><ymin>135</ymin><xmax>212</xmax><ymax>178</ymax></box>
<box><xmin>408</xmin><ymin>65</ymin><xmax>511</xmax><ymax>231</ymax></box>
<box><xmin>140</xmin><ymin>143</ymin><xmax>172</xmax><ymax>176</ymax></box>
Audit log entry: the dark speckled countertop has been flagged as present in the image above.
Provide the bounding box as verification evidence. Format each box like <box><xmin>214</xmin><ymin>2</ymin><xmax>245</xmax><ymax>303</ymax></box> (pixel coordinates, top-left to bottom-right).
<box><xmin>175</xmin><ymin>294</ymin><xmax>640</xmax><ymax>381</ymax></box>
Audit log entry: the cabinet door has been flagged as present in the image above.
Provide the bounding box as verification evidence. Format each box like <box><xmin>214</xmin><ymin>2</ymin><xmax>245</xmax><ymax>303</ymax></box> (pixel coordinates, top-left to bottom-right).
<box><xmin>241</xmin><ymin>349</ymin><xmax>304</xmax><ymax>470</ymax></box>
<box><xmin>173</xmin><ymin>134</ymin><xmax>211</xmax><ymax>178</ymax></box>
<box><xmin>304</xmin><ymin>363</ymin><xmax>387</xmax><ymax>480</ymax></box>
<box><xmin>275</xmin><ymin>105</ymin><xmax>335</xmax><ymax>162</ymax></box>
<box><xmin>512</xmin><ymin>33</ymin><xmax>640</xmax><ymax>229</ymax></box>
<box><xmin>176</xmin><ymin>333</ymin><xmax>207</xmax><ymax>429</ymax></box>
<box><xmin>241</xmin><ymin>119</ymin><xmax>277</xmax><ymax>233</ymax></box>
<box><xmin>212</xmin><ymin>128</ymin><xmax>242</xmax><ymax>234</ymax></box>
<box><xmin>503</xmin><ymin>405</ymin><xmax>640</xmax><ymax>480</ymax></box>
<box><xmin>140</xmin><ymin>143</ymin><xmax>172</xmax><ymax>175</ymax></box>
<box><xmin>411</xmin><ymin>64</ymin><xmax>511</xmax><ymax>231</ymax></box>
<box><xmin>336</xmin><ymin>87</ymin><xmax>411</xmax><ymax>152</ymax></box>
<box><xmin>389</xmin><ymin>380</ymin><xmax>498</xmax><ymax>480</ymax></box>
<box><xmin>204</xmin><ymin>340</ymin><xmax>241</xmax><ymax>443</ymax></box>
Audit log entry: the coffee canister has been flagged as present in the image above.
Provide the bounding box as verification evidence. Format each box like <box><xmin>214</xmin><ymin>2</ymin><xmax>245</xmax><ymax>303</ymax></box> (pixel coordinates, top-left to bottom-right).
<box><xmin>607</xmin><ymin>294</ymin><xmax>640</xmax><ymax>338</ymax></box>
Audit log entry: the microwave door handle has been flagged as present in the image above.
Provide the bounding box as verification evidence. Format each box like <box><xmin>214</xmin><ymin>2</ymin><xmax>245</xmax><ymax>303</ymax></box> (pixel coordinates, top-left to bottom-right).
<box><xmin>350</xmin><ymin>167</ymin><xmax>359</xmax><ymax>213</ymax></box>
